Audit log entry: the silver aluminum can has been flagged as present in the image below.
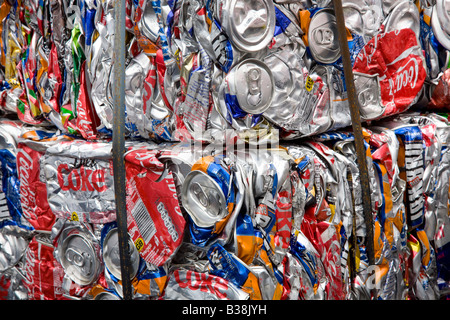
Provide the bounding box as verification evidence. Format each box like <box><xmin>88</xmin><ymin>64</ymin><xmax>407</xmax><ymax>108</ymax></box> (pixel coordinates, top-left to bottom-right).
<box><xmin>212</xmin><ymin>0</ymin><xmax>276</xmax><ymax>52</ymax></box>
<box><xmin>94</xmin><ymin>291</ymin><xmax>121</xmax><ymax>300</ymax></box>
<box><xmin>263</xmin><ymin>45</ymin><xmax>306</xmax><ymax>130</ymax></box>
<box><xmin>224</xmin><ymin>58</ymin><xmax>274</xmax><ymax>115</ymax></box>
<box><xmin>382</xmin><ymin>1</ymin><xmax>420</xmax><ymax>37</ymax></box>
<box><xmin>310</xmin><ymin>64</ymin><xmax>351</xmax><ymax>131</ymax></box>
<box><xmin>248</xmin><ymin>265</ymin><xmax>277</xmax><ymax>300</ymax></box>
<box><xmin>181</xmin><ymin>170</ymin><xmax>228</xmax><ymax>228</ymax></box>
<box><xmin>435</xmin><ymin>0</ymin><xmax>450</xmax><ymax>36</ymax></box>
<box><xmin>56</xmin><ymin>222</ymin><xmax>102</xmax><ymax>286</ymax></box>
<box><xmin>308</xmin><ymin>8</ymin><xmax>340</xmax><ymax>65</ymax></box>
<box><xmin>43</xmin><ymin>140</ymin><xmax>116</xmax><ymax>224</ymax></box>
<box><xmin>342</xmin><ymin>0</ymin><xmax>383</xmax><ymax>40</ymax></box>
<box><xmin>0</xmin><ymin>225</ymin><xmax>31</xmax><ymax>273</ymax></box>
<box><xmin>353</xmin><ymin>72</ymin><xmax>384</xmax><ymax>120</ymax></box>
<box><xmin>102</xmin><ymin>226</ymin><xmax>140</xmax><ymax>281</ymax></box>
<box><xmin>138</xmin><ymin>0</ymin><xmax>160</xmax><ymax>43</ymax></box>
<box><xmin>431</xmin><ymin>2</ymin><xmax>450</xmax><ymax>50</ymax></box>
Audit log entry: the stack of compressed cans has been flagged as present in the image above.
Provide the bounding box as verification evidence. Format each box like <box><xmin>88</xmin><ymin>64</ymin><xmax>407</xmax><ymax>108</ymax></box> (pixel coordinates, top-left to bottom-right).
<box><xmin>0</xmin><ymin>0</ymin><xmax>449</xmax><ymax>300</ymax></box>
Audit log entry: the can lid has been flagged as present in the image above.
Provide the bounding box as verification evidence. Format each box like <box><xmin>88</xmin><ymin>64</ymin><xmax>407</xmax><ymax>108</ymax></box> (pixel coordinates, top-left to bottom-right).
<box><xmin>225</xmin><ymin>0</ymin><xmax>276</xmax><ymax>52</ymax></box>
<box><xmin>102</xmin><ymin>228</ymin><xmax>140</xmax><ymax>281</ymax></box>
<box><xmin>94</xmin><ymin>291</ymin><xmax>121</xmax><ymax>300</ymax></box>
<box><xmin>432</xmin><ymin>5</ymin><xmax>450</xmax><ymax>50</ymax></box>
<box><xmin>435</xmin><ymin>0</ymin><xmax>450</xmax><ymax>35</ymax></box>
<box><xmin>383</xmin><ymin>1</ymin><xmax>420</xmax><ymax>36</ymax></box>
<box><xmin>233</xmin><ymin>59</ymin><xmax>274</xmax><ymax>114</ymax></box>
<box><xmin>181</xmin><ymin>170</ymin><xmax>227</xmax><ymax>228</ymax></box>
<box><xmin>308</xmin><ymin>9</ymin><xmax>340</xmax><ymax>65</ymax></box>
<box><xmin>59</xmin><ymin>232</ymin><xmax>100</xmax><ymax>286</ymax></box>
<box><xmin>354</xmin><ymin>73</ymin><xmax>384</xmax><ymax>120</ymax></box>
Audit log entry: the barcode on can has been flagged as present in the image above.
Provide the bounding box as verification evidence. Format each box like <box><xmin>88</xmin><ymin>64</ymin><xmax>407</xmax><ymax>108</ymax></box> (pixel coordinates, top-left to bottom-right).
<box><xmin>0</xmin><ymin>175</ymin><xmax>9</xmax><ymax>219</ymax></box>
<box><xmin>0</xmin><ymin>191</ymin><xmax>8</xmax><ymax>219</ymax></box>
<box><xmin>131</xmin><ymin>198</ymin><xmax>156</xmax><ymax>244</ymax></box>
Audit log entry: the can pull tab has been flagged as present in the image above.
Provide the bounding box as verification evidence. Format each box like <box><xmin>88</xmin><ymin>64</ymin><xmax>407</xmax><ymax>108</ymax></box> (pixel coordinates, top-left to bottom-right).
<box><xmin>313</xmin><ymin>28</ymin><xmax>334</xmax><ymax>45</ymax></box>
<box><xmin>246</xmin><ymin>67</ymin><xmax>262</xmax><ymax>107</ymax></box>
<box><xmin>358</xmin><ymin>87</ymin><xmax>375</xmax><ymax>107</ymax></box>
<box><xmin>191</xmin><ymin>182</ymin><xmax>209</xmax><ymax>208</ymax></box>
<box><xmin>66</xmin><ymin>248</ymin><xmax>93</xmax><ymax>275</ymax></box>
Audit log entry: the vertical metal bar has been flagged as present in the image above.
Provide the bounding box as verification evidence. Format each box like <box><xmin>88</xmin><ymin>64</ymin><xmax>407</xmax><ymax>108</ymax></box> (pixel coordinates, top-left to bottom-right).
<box><xmin>332</xmin><ymin>0</ymin><xmax>376</xmax><ymax>268</ymax></box>
<box><xmin>113</xmin><ymin>0</ymin><xmax>133</xmax><ymax>300</ymax></box>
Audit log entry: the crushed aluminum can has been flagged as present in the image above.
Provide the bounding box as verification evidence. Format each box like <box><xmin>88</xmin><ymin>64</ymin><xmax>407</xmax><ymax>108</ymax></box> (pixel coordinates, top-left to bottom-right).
<box><xmin>380</xmin><ymin>122</ymin><xmax>426</xmax><ymax>229</ymax></box>
<box><xmin>125</xmin><ymin>146</ymin><xmax>186</xmax><ymax>267</ymax></box>
<box><xmin>434</xmin><ymin>0</ymin><xmax>450</xmax><ymax>36</ymax></box>
<box><xmin>429</xmin><ymin>145</ymin><xmax>450</xmax><ymax>289</ymax></box>
<box><xmin>16</xmin><ymin>130</ymin><xmax>68</xmax><ymax>233</ymax></box>
<box><xmin>0</xmin><ymin>121</ymin><xmax>30</xmax><ymax>228</ymax></box>
<box><xmin>223</xmin><ymin>58</ymin><xmax>274</xmax><ymax>117</ymax></box>
<box><xmin>262</xmin><ymin>45</ymin><xmax>307</xmax><ymax>130</ymax></box>
<box><xmin>163</xmin><ymin>268</ymin><xmax>250</xmax><ymax>300</ymax></box>
<box><xmin>23</xmin><ymin>235</ymin><xmax>67</xmax><ymax>300</ymax></box>
<box><xmin>181</xmin><ymin>155</ymin><xmax>237</xmax><ymax>247</ymax></box>
<box><xmin>175</xmin><ymin>47</ymin><xmax>213</xmax><ymax>136</ymax></box>
<box><xmin>42</xmin><ymin>140</ymin><xmax>116</xmax><ymax>224</ymax></box>
<box><xmin>418</xmin><ymin>6</ymin><xmax>442</xmax><ymax>84</ymax></box>
<box><xmin>382</xmin><ymin>0</ymin><xmax>420</xmax><ymax>38</ymax></box>
<box><xmin>137</xmin><ymin>0</ymin><xmax>160</xmax><ymax>44</ymax></box>
<box><xmin>53</xmin><ymin>220</ymin><xmax>102</xmax><ymax>287</ymax></box>
<box><xmin>101</xmin><ymin>222</ymin><xmax>140</xmax><ymax>282</ymax></box>
<box><xmin>93</xmin><ymin>290</ymin><xmax>121</xmax><ymax>300</ymax></box>
<box><xmin>352</xmin><ymin>28</ymin><xmax>427</xmax><ymax>120</ymax></box>
<box><xmin>207</xmin><ymin>243</ymin><xmax>263</xmax><ymax>300</ymax></box>
<box><xmin>182</xmin><ymin>170</ymin><xmax>228</xmax><ymax>228</ymax></box>
<box><xmin>0</xmin><ymin>267</ymin><xmax>29</xmax><ymax>300</ymax></box>
<box><xmin>307</xmin><ymin>8</ymin><xmax>340</xmax><ymax>65</ymax></box>
<box><xmin>342</xmin><ymin>0</ymin><xmax>383</xmax><ymax>41</ymax></box>
<box><xmin>0</xmin><ymin>224</ymin><xmax>31</xmax><ymax>273</ymax></box>
<box><xmin>289</xmin><ymin>230</ymin><xmax>326</xmax><ymax>300</ymax></box>
<box><xmin>310</xmin><ymin>64</ymin><xmax>351</xmax><ymax>131</ymax></box>
<box><xmin>209</xmin><ymin>0</ymin><xmax>276</xmax><ymax>53</ymax></box>
<box><xmin>431</xmin><ymin>0</ymin><xmax>450</xmax><ymax>50</ymax></box>
<box><xmin>124</xmin><ymin>52</ymin><xmax>157</xmax><ymax>138</ymax></box>
<box><xmin>132</xmin><ymin>263</ymin><xmax>168</xmax><ymax>298</ymax></box>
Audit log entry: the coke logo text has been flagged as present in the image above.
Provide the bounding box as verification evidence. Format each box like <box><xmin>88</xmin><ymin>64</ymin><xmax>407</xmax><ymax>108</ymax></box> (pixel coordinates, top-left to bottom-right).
<box><xmin>17</xmin><ymin>148</ymin><xmax>35</xmax><ymax>219</ymax></box>
<box><xmin>57</xmin><ymin>163</ymin><xmax>107</xmax><ymax>192</ymax></box>
<box><xmin>174</xmin><ymin>269</ymin><xmax>230</xmax><ymax>299</ymax></box>
<box><xmin>393</xmin><ymin>57</ymin><xmax>420</xmax><ymax>94</ymax></box>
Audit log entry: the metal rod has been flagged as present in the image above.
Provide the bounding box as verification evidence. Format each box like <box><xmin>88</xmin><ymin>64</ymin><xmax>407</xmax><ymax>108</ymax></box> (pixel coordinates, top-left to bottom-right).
<box><xmin>332</xmin><ymin>0</ymin><xmax>376</xmax><ymax>269</ymax></box>
<box><xmin>113</xmin><ymin>0</ymin><xmax>133</xmax><ymax>300</ymax></box>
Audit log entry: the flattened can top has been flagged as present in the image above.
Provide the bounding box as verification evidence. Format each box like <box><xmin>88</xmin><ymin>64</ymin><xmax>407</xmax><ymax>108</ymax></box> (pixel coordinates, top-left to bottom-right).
<box><xmin>223</xmin><ymin>0</ymin><xmax>276</xmax><ymax>52</ymax></box>
<box><xmin>94</xmin><ymin>291</ymin><xmax>121</xmax><ymax>300</ymax></box>
<box><xmin>181</xmin><ymin>170</ymin><xmax>228</xmax><ymax>228</ymax></box>
<box><xmin>227</xmin><ymin>58</ymin><xmax>274</xmax><ymax>115</ymax></box>
<box><xmin>436</xmin><ymin>0</ymin><xmax>450</xmax><ymax>35</ymax></box>
<box><xmin>59</xmin><ymin>231</ymin><xmax>101</xmax><ymax>286</ymax></box>
<box><xmin>432</xmin><ymin>3</ymin><xmax>450</xmax><ymax>50</ymax></box>
<box><xmin>102</xmin><ymin>227</ymin><xmax>140</xmax><ymax>281</ymax></box>
<box><xmin>308</xmin><ymin>8</ymin><xmax>340</xmax><ymax>65</ymax></box>
<box><xmin>383</xmin><ymin>1</ymin><xmax>420</xmax><ymax>36</ymax></box>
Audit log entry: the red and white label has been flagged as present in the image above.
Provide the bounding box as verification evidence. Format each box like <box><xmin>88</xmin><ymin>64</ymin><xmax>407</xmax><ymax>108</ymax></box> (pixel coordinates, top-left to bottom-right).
<box><xmin>125</xmin><ymin>148</ymin><xmax>185</xmax><ymax>267</ymax></box>
<box><xmin>353</xmin><ymin>29</ymin><xmax>426</xmax><ymax>118</ymax></box>
<box><xmin>17</xmin><ymin>143</ymin><xmax>55</xmax><ymax>232</ymax></box>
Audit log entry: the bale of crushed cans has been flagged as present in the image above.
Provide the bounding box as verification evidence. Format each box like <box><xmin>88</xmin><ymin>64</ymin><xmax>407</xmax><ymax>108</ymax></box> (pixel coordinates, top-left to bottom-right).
<box><xmin>0</xmin><ymin>0</ymin><xmax>450</xmax><ymax>301</ymax></box>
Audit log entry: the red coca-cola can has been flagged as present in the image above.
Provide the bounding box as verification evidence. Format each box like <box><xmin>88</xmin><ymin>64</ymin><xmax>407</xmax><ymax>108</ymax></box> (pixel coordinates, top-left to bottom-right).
<box><xmin>125</xmin><ymin>145</ymin><xmax>186</xmax><ymax>267</ymax></box>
